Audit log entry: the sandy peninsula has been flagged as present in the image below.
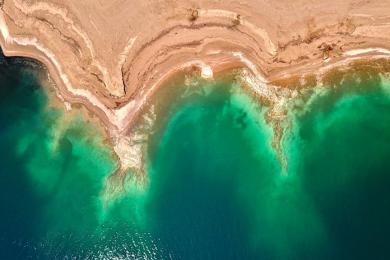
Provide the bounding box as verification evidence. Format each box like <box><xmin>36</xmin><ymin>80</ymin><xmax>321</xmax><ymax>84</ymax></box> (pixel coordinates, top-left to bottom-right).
<box><xmin>1</xmin><ymin>0</ymin><xmax>390</xmax><ymax>178</ymax></box>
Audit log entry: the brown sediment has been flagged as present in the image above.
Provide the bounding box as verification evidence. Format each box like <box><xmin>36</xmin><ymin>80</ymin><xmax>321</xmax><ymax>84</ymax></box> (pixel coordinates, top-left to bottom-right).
<box><xmin>1</xmin><ymin>0</ymin><xmax>390</xmax><ymax>180</ymax></box>
<box><xmin>269</xmin><ymin>74</ymin><xmax>318</xmax><ymax>90</ymax></box>
<box><xmin>321</xmin><ymin>58</ymin><xmax>390</xmax><ymax>87</ymax></box>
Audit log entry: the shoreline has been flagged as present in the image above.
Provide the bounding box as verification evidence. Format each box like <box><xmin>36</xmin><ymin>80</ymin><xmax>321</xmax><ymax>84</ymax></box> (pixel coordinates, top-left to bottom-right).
<box><xmin>3</xmin><ymin>31</ymin><xmax>390</xmax><ymax>178</ymax></box>
<box><xmin>2</xmin><ymin>36</ymin><xmax>390</xmax><ymax>190</ymax></box>
<box><xmin>2</xmin><ymin>1</ymin><xmax>390</xmax><ymax>179</ymax></box>
<box><xmin>2</xmin><ymin>27</ymin><xmax>390</xmax><ymax>132</ymax></box>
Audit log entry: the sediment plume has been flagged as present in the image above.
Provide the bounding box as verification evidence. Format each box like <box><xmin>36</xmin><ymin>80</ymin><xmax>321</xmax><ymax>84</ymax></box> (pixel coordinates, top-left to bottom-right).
<box><xmin>2</xmin><ymin>0</ymin><xmax>390</xmax><ymax>180</ymax></box>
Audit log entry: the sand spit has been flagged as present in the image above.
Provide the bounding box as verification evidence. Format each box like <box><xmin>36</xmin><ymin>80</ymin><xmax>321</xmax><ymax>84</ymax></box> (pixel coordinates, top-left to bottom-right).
<box><xmin>1</xmin><ymin>0</ymin><xmax>390</xmax><ymax>178</ymax></box>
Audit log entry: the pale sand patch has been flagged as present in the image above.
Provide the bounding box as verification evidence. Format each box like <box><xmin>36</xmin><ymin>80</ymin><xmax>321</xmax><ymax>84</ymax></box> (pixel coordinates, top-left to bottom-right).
<box><xmin>201</xmin><ymin>65</ymin><xmax>213</xmax><ymax>79</ymax></box>
<box><xmin>343</xmin><ymin>48</ymin><xmax>390</xmax><ymax>56</ymax></box>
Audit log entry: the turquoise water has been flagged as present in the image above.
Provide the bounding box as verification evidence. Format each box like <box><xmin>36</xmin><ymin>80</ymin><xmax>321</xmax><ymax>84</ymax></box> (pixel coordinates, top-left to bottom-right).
<box><xmin>1</xmin><ymin>55</ymin><xmax>390</xmax><ymax>259</ymax></box>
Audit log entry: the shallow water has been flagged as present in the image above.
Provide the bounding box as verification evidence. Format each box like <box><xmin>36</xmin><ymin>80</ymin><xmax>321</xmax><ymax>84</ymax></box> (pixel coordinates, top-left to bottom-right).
<box><xmin>1</xmin><ymin>55</ymin><xmax>390</xmax><ymax>259</ymax></box>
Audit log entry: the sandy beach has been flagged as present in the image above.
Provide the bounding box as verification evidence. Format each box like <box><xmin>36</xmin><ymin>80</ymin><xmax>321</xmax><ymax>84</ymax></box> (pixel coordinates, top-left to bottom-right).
<box><xmin>1</xmin><ymin>0</ymin><xmax>390</xmax><ymax>175</ymax></box>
